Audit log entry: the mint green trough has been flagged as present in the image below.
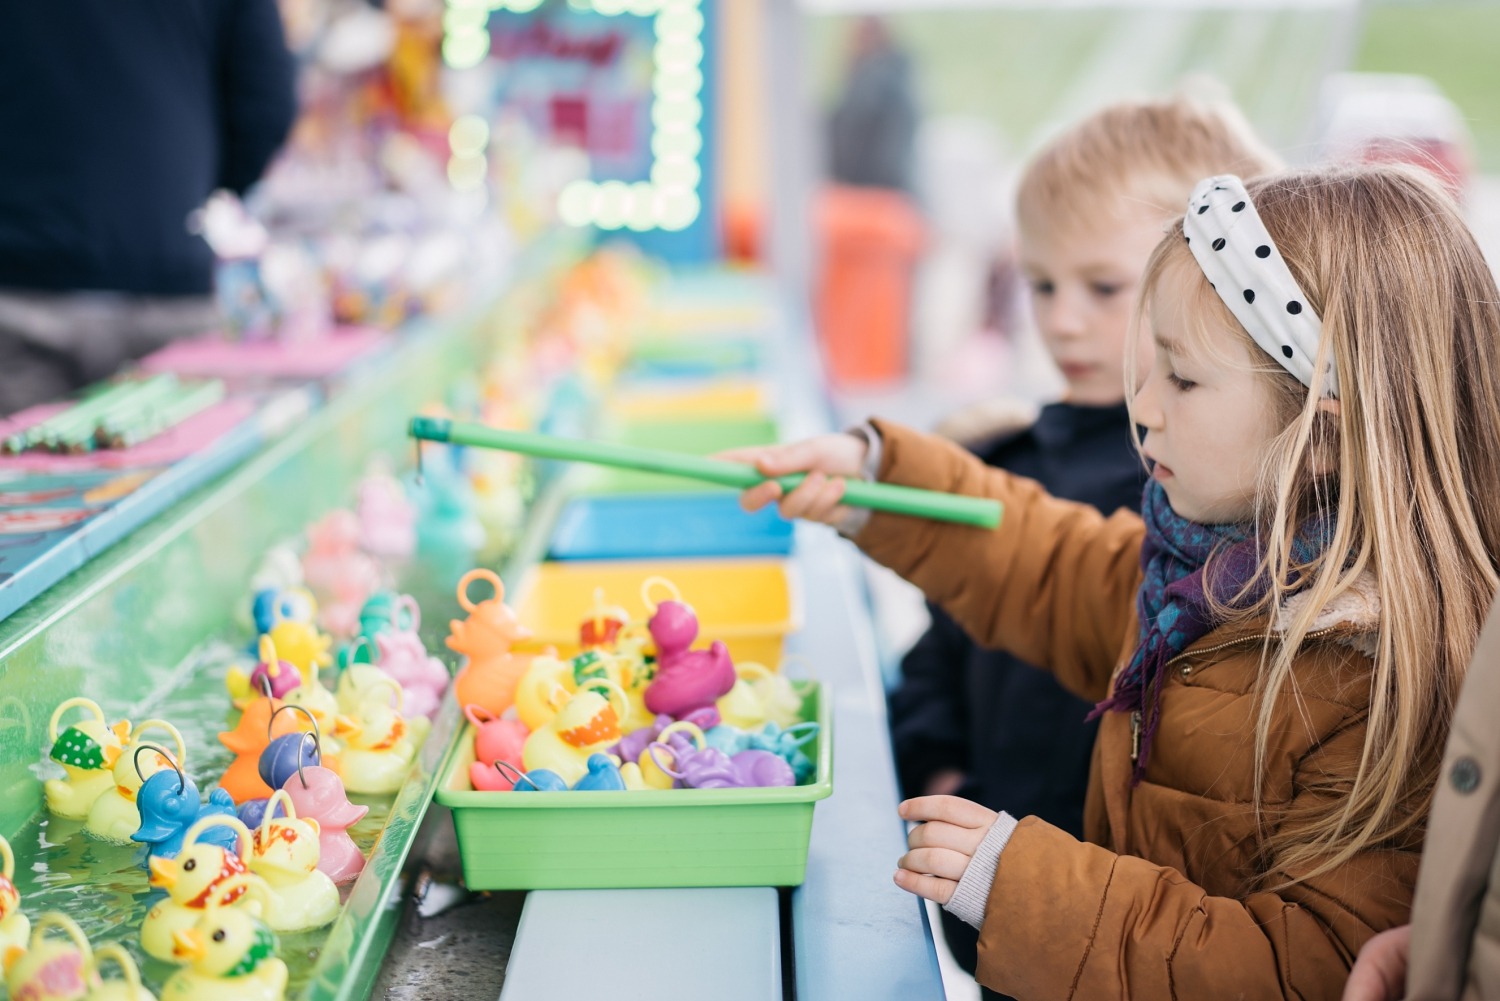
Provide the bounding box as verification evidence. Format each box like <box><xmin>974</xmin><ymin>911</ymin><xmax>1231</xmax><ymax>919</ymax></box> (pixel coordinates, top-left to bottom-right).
<box><xmin>436</xmin><ymin>683</ymin><xmax>833</xmax><ymax>889</ymax></box>
<box><xmin>0</xmin><ymin>313</ymin><xmax>490</xmax><ymax>1001</ymax></box>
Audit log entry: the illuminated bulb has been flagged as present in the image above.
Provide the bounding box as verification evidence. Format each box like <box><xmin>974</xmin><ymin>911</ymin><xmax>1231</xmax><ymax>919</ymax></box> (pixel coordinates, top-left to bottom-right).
<box><xmin>558</xmin><ymin>181</ymin><xmax>599</xmax><ymax>228</ymax></box>
<box><xmin>655</xmin><ymin>188</ymin><xmax>700</xmax><ymax>231</ymax></box>
<box><xmin>652</xmin><ymin>126</ymin><xmax>703</xmax><ymax>160</ymax></box>
<box><xmin>447</xmin><ymin>153</ymin><xmax>488</xmax><ymax>191</ymax></box>
<box><xmin>625</xmin><ymin>183</ymin><xmax>658</xmax><ymax>231</ymax></box>
<box><xmin>594</xmin><ymin>180</ymin><xmax>631</xmax><ymax>230</ymax></box>
<box><xmin>650</xmin><ymin>158</ymin><xmax>700</xmax><ymax>189</ymax></box>
<box><xmin>449</xmin><ymin>115</ymin><xmax>490</xmax><ymax>157</ymax></box>
<box><xmin>443</xmin><ymin>29</ymin><xmax>490</xmax><ymax>69</ymax></box>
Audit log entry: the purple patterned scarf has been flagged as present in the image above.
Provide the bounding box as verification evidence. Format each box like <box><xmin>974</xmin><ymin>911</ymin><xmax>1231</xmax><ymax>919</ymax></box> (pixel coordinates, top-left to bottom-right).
<box><xmin>1091</xmin><ymin>481</ymin><xmax>1333</xmax><ymax>782</ymax></box>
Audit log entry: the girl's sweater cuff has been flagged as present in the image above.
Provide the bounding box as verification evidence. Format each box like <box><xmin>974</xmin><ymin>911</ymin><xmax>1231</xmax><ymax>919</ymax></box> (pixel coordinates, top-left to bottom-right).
<box><xmin>942</xmin><ymin>811</ymin><xmax>1018</xmax><ymax>930</ymax></box>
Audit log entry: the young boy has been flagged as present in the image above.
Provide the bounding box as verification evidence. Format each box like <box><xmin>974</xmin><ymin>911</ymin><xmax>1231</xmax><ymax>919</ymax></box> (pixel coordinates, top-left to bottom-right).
<box><xmin>887</xmin><ymin>95</ymin><xmax>1278</xmax><ymax>998</ymax></box>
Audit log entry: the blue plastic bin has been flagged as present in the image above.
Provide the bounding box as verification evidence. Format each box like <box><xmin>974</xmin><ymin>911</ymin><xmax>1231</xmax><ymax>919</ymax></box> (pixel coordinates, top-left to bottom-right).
<box><xmin>548</xmin><ymin>493</ymin><xmax>794</xmax><ymax>560</ymax></box>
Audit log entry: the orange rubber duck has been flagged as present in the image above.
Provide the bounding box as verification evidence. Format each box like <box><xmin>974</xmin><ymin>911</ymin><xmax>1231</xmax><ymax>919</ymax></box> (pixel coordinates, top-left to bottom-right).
<box><xmin>216</xmin><ymin>698</ymin><xmax>301</xmax><ymax>804</ymax></box>
<box><xmin>447</xmin><ymin>569</ymin><xmax>546</xmax><ymax>717</ymax></box>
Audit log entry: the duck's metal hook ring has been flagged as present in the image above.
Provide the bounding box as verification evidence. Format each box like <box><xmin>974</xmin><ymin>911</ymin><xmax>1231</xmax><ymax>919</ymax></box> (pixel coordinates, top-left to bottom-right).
<box><xmin>133</xmin><ymin>742</ymin><xmax>184</xmax><ymax>795</ymax></box>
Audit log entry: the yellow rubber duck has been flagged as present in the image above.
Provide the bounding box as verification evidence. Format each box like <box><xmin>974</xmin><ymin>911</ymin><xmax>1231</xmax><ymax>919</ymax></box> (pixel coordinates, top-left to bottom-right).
<box><xmin>3</xmin><ymin>912</ymin><xmax>98</xmax><ymax>1000</ymax></box>
<box><xmin>161</xmin><ymin>877</ymin><xmax>287</xmax><ymax>1001</ymax></box>
<box><xmin>142</xmin><ymin>817</ymin><xmax>257</xmax><ymax>963</ymax></box>
<box><xmin>45</xmin><ymin>698</ymin><xmax>130</xmax><ymax>820</ymax></box>
<box><xmin>512</xmin><ymin>654</ymin><xmax>575</xmax><ymax>732</ymax></box>
<box><xmin>333</xmin><ymin>661</ymin><xmax>389</xmax><ymax>717</ymax></box>
<box><xmin>86</xmin><ymin>722</ymin><xmax>186</xmax><ymax>844</ymax></box>
<box><xmin>0</xmin><ymin>835</ymin><xmax>29</xmax><ymax>961</ymax></box>
<box><xmin>86</xmin><ymin>943</ymin><xmax>157</xmax><ymax>1001</ymax></box>
<box><xmin>521</xmin><ymin>682</ymin><xmax>628</xmax><ymax>786</ymax></box>
<box><xmin>247</xmin><ymin>792</ymin><xmax>338</xmax><ymax>934</ymax></box>
<box><xmin>332</xmin><ymin>680</ymin><xmax>426</xmax><ymax>795</ymax></box>
<box><xmin>262</xmin><ymin>618</ymin><xmax>332</xmax><ymax>687</ymax></box>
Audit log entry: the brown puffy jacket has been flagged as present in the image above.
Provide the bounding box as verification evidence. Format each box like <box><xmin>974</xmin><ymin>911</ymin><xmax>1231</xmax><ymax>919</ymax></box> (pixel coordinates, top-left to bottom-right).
<box><xmin>857</xmin><ymin>421</ymin><xmax>1419</xmax><ymax>1000</ymax></box>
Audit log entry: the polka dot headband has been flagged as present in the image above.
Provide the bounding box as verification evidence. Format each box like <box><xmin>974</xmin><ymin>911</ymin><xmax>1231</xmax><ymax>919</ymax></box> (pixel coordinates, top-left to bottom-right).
<box><xmin>1183</xmin><ymin>174</ymin><xmax>1337</xmax><ymax>398</ymax></box>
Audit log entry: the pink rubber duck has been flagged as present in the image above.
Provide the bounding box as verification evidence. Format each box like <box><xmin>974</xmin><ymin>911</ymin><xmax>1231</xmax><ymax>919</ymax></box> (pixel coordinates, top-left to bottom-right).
<box><xmin>375</xmin><ymin>599</ymin><xmax>449</xmax><ymax>720</ymax></box>
<box><xmin>447</xmin><ymin>569</ymin><xmax>541</xmax><ymax>718</ymax></box>
<box><xmin>302</xmin><ymin>510</ymin><xmax>382</xmax><ymax>637</ymax></box>
<box><xmin>643</xmin><ymin>601</ymin><xmax>736</xmax><ymax>719</ymax></box>
<box><xmin>280</xmin><ymin>765</ymin><xmax>368</xmax><ymax>884</ymax></box>
<box><xmin>464</xmin><ymin>706</ymin><xmax>528</xmax><ymax>792</ymax></box>
<box><xmin>356</xmin><ymin>470</ymin><xmax>417</xmax><ymax>560</ymax></box>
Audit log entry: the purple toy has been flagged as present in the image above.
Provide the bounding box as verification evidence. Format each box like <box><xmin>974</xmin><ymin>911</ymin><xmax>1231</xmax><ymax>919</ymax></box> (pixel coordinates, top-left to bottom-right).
<box><xmin>236</xmin><ymin>796</ymin><xmax>287</xmax><ymax>829</ymax></box>
<box><xmin>647</xmin><ymin>742</ymin><xmax>795</xmax><ymax>790</ymax></box>
<box><xmin>248</xmin><ymin>636</ymin><xmax>303</xmax><ymax>702</ymax></box>
<box><xmin>642</xmin><ymin>601</ymin><xmax>735</xmax><ymax>719</ymax></box>
<box><xmin>259</xmin><ymin>731</ymin><xmax>322</xmax><ymax>790</ymax></box>
<box><xmin>611</xmin><ymin>707</ymin><xmax>720</xmax><ymax>765</ymax></box>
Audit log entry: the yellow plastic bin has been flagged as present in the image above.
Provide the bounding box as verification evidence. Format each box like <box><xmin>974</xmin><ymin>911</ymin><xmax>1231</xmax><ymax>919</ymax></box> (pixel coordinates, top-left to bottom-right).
<box><xmin>435</xmin><ymin>682</ymin><xmax>832</xmax><ymax>889</ymax></box>
<box><xmin>510</xmin><ymin>558</ymin><xmax>800</xmax><ymax>667</ymax></box>
<box><xmin>606</xmin><ymin>379</ymin><xmax>771</xmax><ymax>421</ymax></box>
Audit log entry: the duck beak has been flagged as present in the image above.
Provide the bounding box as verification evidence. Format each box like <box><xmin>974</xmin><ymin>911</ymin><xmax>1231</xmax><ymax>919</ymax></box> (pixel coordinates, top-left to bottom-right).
<box><xmin>172</xmin><ymin>927</ymin><xmax>206</xmax><ymax>962</ymax></box>
<box><xmin>334</xmin><ymin>715</ymin><xmax>362</xmax><ymax>740</ymax></box>
<box><xmin>149</xmin><ymin>856</ymin><xmax>178</xmax><ymax>890</ymax></box>
<box><xmin>102</xmin><ymin>743</ymin><xmax>122</xmax><ymax>768</ymax></box>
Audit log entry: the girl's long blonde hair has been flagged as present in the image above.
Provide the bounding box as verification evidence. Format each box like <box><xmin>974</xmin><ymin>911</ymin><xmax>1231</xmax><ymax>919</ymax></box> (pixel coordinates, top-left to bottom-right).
<box><xmin>1134</xmin><ymin>165</ymin><xmax>1500</xmax><ymax>886</ymax></box>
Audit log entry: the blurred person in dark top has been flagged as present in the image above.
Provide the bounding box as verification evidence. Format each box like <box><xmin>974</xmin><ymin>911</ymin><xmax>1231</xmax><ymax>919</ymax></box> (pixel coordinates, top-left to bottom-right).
<box><xmin>0</xmin><ymin>0</ymin><xmax>298</xmax><ymax>415</ymax></box>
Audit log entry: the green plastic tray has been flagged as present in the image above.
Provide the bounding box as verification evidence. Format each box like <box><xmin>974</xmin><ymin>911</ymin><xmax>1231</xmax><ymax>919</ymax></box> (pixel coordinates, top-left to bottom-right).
<box><xmin>579</xmin><ymin>415</ymin><xmax>779</xmax><ymax>495</ymax></box>
<box><xmin>435</xmin><ymin>682</ymin><xmax>832</xmax><ymax>889</ymax></box>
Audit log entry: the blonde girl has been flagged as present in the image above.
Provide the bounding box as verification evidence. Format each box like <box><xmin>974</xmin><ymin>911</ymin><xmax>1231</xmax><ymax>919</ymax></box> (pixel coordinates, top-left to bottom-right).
<box><xmin>732</xmin><ymin>165</ymin><xmax>1500</xmax><ymax>998</ymax></box>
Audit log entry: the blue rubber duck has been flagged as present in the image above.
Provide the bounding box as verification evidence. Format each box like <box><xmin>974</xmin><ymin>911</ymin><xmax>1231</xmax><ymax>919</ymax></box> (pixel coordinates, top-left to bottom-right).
<box><xmin>132</xmin><ymin>768</ymin><xmax>240</xmax><ymax>867</ymax></box>
<box><xmin>571</xmin><ymin>754</ymin><xmax>627</xmax><ymax>792</ymax></box>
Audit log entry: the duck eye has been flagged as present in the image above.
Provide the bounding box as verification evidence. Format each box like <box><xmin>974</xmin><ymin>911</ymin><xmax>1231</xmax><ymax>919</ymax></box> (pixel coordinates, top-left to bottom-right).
<box><xmin>183</xmin><ymin>859</ymin><xmax>197</xmax><ymax>872</ymax></box>
<box><xmin>212</xmin><ymin>929</ymin><xmax>226</xmax><ymax>943</ymax></box>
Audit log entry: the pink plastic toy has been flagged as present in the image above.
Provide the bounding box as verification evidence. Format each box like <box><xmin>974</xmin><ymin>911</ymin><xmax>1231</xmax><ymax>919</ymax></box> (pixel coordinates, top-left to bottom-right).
<box><xmin>643</xmin><ymin>600</ymin><xmax>735</xmax><ymax>719</ymax></box>
<box><xmin>464</xmin><ymin>706</ymin><xmax>528</xmax><ymax>791</ymax></box>
<box><xmin>356</xmin><ymin>470</ymin><xmax>417</xmax><ymax>559</ymax></box>
<box><xmin>448</xmin><ymin>569</ymin><xmax>542</xmax><ymax>718</ymax></box>
<box><xmin>374</xmin><ymin>598</ymin><xmax>449</xmax><ymax>720</ymax></box>
<box><xmin>302</xmin><ymin>510</ymin><xmax>382</xmax><ymax>637</ymax></box>
<box><xmin>280</xmin><ymin>765</ymin><xmax>368</xmax><ymax>884</ymax></box>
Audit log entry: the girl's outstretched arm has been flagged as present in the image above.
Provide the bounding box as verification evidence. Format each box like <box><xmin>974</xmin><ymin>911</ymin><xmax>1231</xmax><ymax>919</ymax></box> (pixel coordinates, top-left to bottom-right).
<box><xmin>830</xmin><ymin>421</ymin><xmax>1144</xmax><ymax>701</ymax></box>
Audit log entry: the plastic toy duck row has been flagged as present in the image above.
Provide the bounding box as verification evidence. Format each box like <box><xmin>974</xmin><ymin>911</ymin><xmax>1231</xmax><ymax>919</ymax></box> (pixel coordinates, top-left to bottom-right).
<box><xmin>4</xmin><ymin>912</ymin><xmax>155</xmax><ymax>1001</ymax></box>
<box><xmin>448</xmin><ymin>569</ymin><xmax>540</xmax><ymax>718</ymax></box>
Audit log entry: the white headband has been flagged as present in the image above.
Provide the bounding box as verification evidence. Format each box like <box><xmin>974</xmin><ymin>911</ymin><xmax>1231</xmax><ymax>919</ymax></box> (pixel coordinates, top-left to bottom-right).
<box><xmin>1183</xmin><ymin>175</ymin><xmax>1337</xmax><ymax>398</ymax></box>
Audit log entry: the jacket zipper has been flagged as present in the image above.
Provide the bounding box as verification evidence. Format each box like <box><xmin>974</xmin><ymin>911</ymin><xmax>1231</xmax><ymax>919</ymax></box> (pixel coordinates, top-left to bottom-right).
<box><xmin>1127</xmin><ymin>626</ymin><xmax>1341</xmax><ymax>762</ymax></box>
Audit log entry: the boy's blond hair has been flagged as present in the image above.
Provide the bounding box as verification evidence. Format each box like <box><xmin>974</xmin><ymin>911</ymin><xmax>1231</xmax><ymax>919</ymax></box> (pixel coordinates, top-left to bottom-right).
<box><xmin>1017</xmin><ymin>96</ymin><xmax>1280</xmax><ymax>236</ymax></box>
<box><xmin>1134</xmin><ymin>165</ymin><xmax>1500</xmax><ymax>888</ymax></box>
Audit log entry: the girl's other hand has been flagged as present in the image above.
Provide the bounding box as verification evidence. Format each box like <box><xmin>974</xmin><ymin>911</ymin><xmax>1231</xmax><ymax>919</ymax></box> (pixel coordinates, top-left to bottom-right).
<box><xmin>1340</xmin><ymin>924</ymin><xmax>1411</xmax><ymax>1001</ymax></box>
<box><xmin>893</xmin><ymin>795</ymin><xmax>999</xmax><ymax>906</ymax></box>
<box><xmin>719</xmin><ymin>433</ymin><xmax>869</xmax><ymax>527</ymax></box>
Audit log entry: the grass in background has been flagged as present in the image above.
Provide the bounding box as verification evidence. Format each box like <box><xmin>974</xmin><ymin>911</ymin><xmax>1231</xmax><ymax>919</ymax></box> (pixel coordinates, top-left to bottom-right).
<box><xmin>1354</xmin><ymin>2</ymin><xmax>1500</xmax><ymax>170</ymax></box>
<box><xmin>807</xmin><ymin>2</ymin><xmax>1500</xmax><ymax>170</ymax></box>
